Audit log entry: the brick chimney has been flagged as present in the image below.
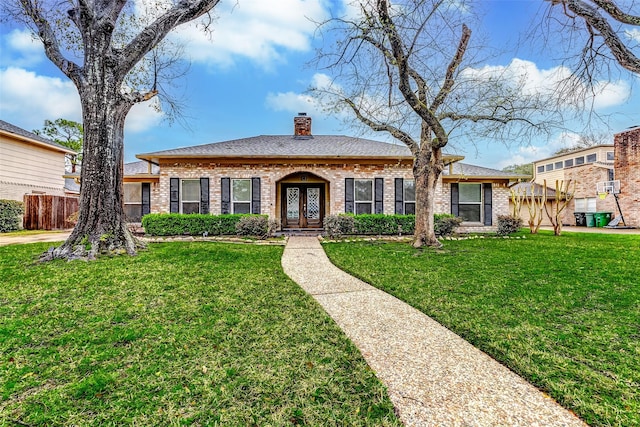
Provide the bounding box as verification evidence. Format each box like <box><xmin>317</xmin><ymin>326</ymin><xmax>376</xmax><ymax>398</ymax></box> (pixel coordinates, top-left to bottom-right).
<box><xmin>294</xmin><ymin>113</ymin><xmax>312</xmax><ymax>138</ymax></box>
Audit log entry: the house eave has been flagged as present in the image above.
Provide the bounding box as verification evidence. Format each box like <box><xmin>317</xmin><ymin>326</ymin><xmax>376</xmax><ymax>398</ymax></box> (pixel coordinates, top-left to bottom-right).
<box><xmin>2</xmin><ymin>130</ymin><xmax>76</xmax><ymax>155</ymax></box>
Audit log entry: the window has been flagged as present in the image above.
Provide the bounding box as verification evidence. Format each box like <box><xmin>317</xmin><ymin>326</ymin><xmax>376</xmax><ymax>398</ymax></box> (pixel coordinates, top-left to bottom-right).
<box><xmin>555</xmin><ymin>161</ymin><xmax>563</xmax><ymax>170</ymax></box>
<box><xmin>607</xmin><ymin>151</ymin><xmax>614</xmax><ymax>161</ymax></box>
<box><xmin>124</xmin><ymin>183</ymin><xmax>142</xmax><ymax>221</ymax></box>
<box><xmin>586</xmin><ymin>153</ymin><xmax>596</xmax><ymax>163</ymax></box>
<box><xmin>608</xmin><ymin>169</ymin><xmax>615</xmax><ymax>181</ymax></box>
<box><xmin>545</xmin><ymin>164</ymin><xmax>553</xmax><ymax>171</ymax></box>
<box><xmin>181</xmin><ymin>180</ymin><xmax>201</xmax><ymax>214</ymax></box>
<box><xmin>403</xmin><ymin>180</ymin><xmax>415</xmax><ymax>215</ymax></box>
<box><xmin>564</xmin><ymin>159</ymin><xmax>574</xmax><ymax>167</ymax></box>
<box><xmin>232</xmin><ymin>179</ymin><xmax>252</xmax><ymax>214</ymax></box>
<box><xmin>575</xmin><ymin>156</ymin><xmax>585</xmax><ymax>165</ymax></box>
<box><xmin>537</xmin><ymin>165</ymin><xmax>544</xmax><ymax>173</ymax></box>
<box><xmin>354</xmin><ymin>179</ymin><xmax>373</xmax><ymax>214</ymax></box>
<box><xmin>459</xmin><ymin>183</ymin><xmax>482</xmax><ymax>222</ymax></box>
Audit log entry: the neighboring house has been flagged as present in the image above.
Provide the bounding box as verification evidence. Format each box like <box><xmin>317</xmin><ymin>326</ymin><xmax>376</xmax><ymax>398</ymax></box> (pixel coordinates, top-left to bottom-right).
<box><xmin>134</xmin><ymin>114</ymin><xmax>526</xmax><ymax>232</ymax></box>
<box><xmin>0</xmin><ymin>120</ymin><xmax>76</xmax><ymax>201</ymax></box>
<box><xmin>530</xmin><ymin>128</ymin><xmax>639</xmax><ymax>227</ymax></box>
<box><xmin>614</xmin><ymin>126</ymin><xmax>640</xmax><ymax>227</ymax></box>
<box><xmin>123</xmin><ymin>161</ymin><xmax>160</xmax><ymax>222</ymax></box>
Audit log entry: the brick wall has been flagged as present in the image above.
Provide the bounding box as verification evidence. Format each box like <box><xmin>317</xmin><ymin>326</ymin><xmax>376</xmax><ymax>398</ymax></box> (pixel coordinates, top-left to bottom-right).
<box><xmin>153</xmin><ymin>160</ymin><xmax>510</xmax><ymax>232</ymax></box>
<box><xmin>563</xmin><ymin>164</ymin><xmax>617</xmax><ymax>224</ymax></box>
<box><xmin>614</xmin><ymin>127</ymin><xmax>640</xmax><ymax>227</ymax></box>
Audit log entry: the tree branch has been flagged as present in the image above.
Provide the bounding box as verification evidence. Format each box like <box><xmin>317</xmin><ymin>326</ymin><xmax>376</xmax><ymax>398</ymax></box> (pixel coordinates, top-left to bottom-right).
<box><xmin>18</xmin><ymin>0</ymin><xmax>83</xmax><ymax>86</ymax></box>
<box><xmin>119</xmin><ymin>0</ymin><xmax>221</xmax><ymax>78</ymax></box>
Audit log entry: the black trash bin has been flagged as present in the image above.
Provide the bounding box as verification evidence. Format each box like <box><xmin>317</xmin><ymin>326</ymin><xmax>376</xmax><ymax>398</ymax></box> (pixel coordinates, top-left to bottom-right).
<box><xmin>574</xmin><ymin>212</ymin><xmax>586</xmax><ymax>226</ymax></box>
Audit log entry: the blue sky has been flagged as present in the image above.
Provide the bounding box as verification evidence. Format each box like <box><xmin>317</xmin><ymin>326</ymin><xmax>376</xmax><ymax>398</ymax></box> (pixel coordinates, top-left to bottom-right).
<box><xmin>1</xmin><ymin>0</ymin><xmax>638</xmax><ymax>169</ymax></box>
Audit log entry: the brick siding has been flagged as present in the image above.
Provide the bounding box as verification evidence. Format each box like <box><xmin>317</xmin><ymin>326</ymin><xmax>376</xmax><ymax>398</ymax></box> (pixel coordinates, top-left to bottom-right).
<box><xmin>614</xmin><ymin>128</ymin><xmax>640</xmax><ymax>227</ymax></box>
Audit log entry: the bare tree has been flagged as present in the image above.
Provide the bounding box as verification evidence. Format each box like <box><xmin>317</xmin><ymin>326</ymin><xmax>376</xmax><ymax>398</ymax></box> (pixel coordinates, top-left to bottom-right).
<box><xmin>314</xmin><ymin>0</ymin><xmax>557</xmax><ymax>248</ymax></box>
<box><xmin>5</xmin><ymin>0</ymin><xmax>222</xmax><ymax>260</ymax></box>
<box><xmin>546</xmin><ymin>0</ymin><xmax>640</xmax><ymax>76</ymax></box>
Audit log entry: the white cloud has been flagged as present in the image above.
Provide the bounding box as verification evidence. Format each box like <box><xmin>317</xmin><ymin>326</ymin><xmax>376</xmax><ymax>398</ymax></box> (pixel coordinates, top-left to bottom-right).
<box><xmin>2</xmin><ymin>29</ymin><xmax>46</xmax><ymax>67</ymax></box>
<box><xmin>126</xmin><ymin>99</ymin><xmax>164</xmax><ymax>132</ymax></box>
<box><xmin>496</xmin><ymin>131</ymin><xmax>581</xmax><ymax>169</ymax></box>
<box><xmin>0</xmin><ymin>67</ymin><xmax>81</xmax><ymax>130</ymax></box>
<box><xmin>0</xmin><ymin>66</ymin><xmax>162</xmax><ymax>133</ymax></box>
<box><xmin>173</xmin><ymin>0</ymin><xmax>334</xmax><ymax>68</ymax></box>
<box><xmin>462</xmin><ymin>58</ymin><xmax>630</xmax><ymax>110</ymax></box>
<box><xmin>625</xmin><ymin>28</ymin><xmax>640</xmax><ymax>42</ymax></box>
<box><xmin>265</xmin><ymin>73</ymin><xmax>341</xmax><ymax>115</ymax></box>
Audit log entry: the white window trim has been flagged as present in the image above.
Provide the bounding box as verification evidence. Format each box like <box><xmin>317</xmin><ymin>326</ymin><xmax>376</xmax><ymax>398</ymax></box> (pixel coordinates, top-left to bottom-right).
<box><xmin>180</xmin><ymin>179</ymin><xmax>201</xmax><ymax>214</ymax></box>
<box><xmin>354</xmin><ymin>179</ymin><xmax>373</xmax><ymax>214</ymax></box>
<box><xmin>231</xmin><ymin>178</ymin><xmax>252</xmax><ymax>214</ymax></box>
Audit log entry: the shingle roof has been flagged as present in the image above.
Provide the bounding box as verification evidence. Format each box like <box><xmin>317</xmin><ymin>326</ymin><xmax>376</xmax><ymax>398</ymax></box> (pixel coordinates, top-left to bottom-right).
<box><xmin>124</xmin><ymin>160</ymin><xmax>159</xmax><ymax>175</ymax></box>
<box><xmin>137</xmin><ymin>135</ymin><xmax>419</xmax><ymax>160</ymax></box>
<box><xmin>444</xmin><ymin>162</ymin><xmax>528</xmax><ymax>179</ymax></box>
<box><xmin>0</xmin><ymin>119</ymin><xmax>75</xmax><ymax>153</ymax></box>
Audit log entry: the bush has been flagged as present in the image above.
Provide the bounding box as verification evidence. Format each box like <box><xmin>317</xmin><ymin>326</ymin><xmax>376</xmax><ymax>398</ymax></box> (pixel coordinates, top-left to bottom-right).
<box><xmin>142</xmin><ymin>213</ymin><xmax>245</xmax><ymax>236</ymax></box>
<box><xmin>324</xmin><ymin>214</ymin><xmax>356</xmax><ymax>238</ymax></box>
<box><xmin>497</xmin><ymin>215</ymin><xmax>523</xmax><ymax>236</ymax></box>
<box><xmin>434</xmin><ymin>214</ymin><xmax>463</xmax><ymax>237</ymax></box>
<box><xmin>352</xmin><ymin>214</ymin><xmax>415</xmax><ymax>235</ymax></box>
<box><xmin>235</xmin><ymin>215</ymin><xmax>277</xmax><ymax>239</ymax></box>
<box><xmin>0</xmin><ymin>199</ymin><xmax>24</xmax><ymax>233</ymax></box>
<box><xmin>323</xmin><ymin>213</ymin><xmax>462</xmax><ymax>237</ymax></box>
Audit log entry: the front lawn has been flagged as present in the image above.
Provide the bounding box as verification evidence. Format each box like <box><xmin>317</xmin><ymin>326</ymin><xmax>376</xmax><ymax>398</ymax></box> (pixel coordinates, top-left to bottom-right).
<box><xmin>0</xmin><ymin>242</ymin><xmax>399</xmax><ymax>426</ymax></box>
<box><xmin>323</xmin><ymin>232</ymin><xmax>640</xmax><ymax>427</ymax></box>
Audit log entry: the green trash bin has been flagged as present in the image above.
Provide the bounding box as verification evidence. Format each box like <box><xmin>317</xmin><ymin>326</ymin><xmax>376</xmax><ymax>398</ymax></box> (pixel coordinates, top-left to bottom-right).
<box><xmin>594</xmin><ymin>212</ymin><xmax>613</xmax><ymax>227</ymax></box>
<box><xmin>585</xmin><ymin>213</ymin><xmax>595</xmax><ymax>227</ymax></box>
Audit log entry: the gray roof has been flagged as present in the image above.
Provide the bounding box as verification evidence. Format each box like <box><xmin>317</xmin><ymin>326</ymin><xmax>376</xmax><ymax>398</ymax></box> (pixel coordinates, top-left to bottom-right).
<box><xmin>64</xmin><ymin>177</ymin><xmax>80</xmax><ymax>193</ymax></box>
<box><xmin>138</xmin><ymin>135</ymin><xmax>421</xmax><ymax>160</ymax></box>
<box><xmin>0</xmin><ymin>119</ymin><xmax>75</xmax><ymax>153</ymax></box>
<box><xmin>124</xmin><ymin>160</ymin><xmax>159</xmax><ymax>175</ymax></box>
<box><xmin>444</xmin><ymin>162</ymin><xmax>528</xmax><ymax>179</ymax></box>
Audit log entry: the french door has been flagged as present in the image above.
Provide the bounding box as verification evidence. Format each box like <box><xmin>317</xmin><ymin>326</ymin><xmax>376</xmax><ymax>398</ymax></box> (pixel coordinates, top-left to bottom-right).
<box><xmin>282</xmin><ymin>184</ymin><xmax>324</xmax><ymax>228</ymax></box>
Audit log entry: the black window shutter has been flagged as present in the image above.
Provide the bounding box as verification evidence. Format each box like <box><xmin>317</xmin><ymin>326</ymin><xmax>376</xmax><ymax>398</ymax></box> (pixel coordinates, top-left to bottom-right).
<box><xmin>345</xmin><ymin>178</ymin><xmax>354</xmax><ymax>213</ymax></box>
<box><xmin>221</xmin><ymin>178</ymin><xmax>231</xmax><ymax>214</ymax></box>
<box><xmin>395</xmin><ymin>178</ymin><xmax>404</xmax><ymax>214</ymax></box>
<box><xmin>451</xmin><ymin>183</ymin><xmax>459</xmax><ymax>216</ymax></box>
<box><xmin>200</xmin><ymin>178</ymin><xmax>209</xmax><ymax>214</ymax></box>
<box><xmin>170</xmin><ymin>178</ymin><xmax>179</xmax><ymax>213</ymax></box>
<box><xmin>142</xmin><ymin>183</ymin><xmax>151</xmax><ymax>216</ymax></box>
<box><xmin>483</xmin><ymin>183</ymin><xmax>492</xmax><ymax>226</ymax></box>
<box><xmin>375</xmin><ymin>178</ymin><xmax>384</xmax><ymax>214</ymax></box>
<box><xmin>251</xmin><ymin>177</ymin><xmax>261</xmax><ymax>214</ymax></box>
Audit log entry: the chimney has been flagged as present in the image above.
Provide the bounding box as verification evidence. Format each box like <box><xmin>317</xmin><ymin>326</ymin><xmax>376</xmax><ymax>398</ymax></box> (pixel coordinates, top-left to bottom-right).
<box><xmin>294</xmin><ymin>113</ymin><xmax>312</xmax><ymax>138</ymax></box>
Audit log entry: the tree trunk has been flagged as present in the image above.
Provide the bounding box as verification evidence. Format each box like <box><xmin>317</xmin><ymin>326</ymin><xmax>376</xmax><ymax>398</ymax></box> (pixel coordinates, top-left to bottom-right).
<box><xmin>413</xmin><ymin>147</ymin><xmax>444</xmax><ymax>248</ymax></box>
<box><xmin>41</xmin><ymin>47</ymin><xmax>144</xmax><ymax>261</ymax></box>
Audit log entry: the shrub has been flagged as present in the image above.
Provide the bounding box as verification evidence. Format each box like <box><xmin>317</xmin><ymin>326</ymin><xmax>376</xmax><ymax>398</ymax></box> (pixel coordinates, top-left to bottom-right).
<box><xmin>0</xmin><ymin>199</ymin><xmax>24</xmax><ymax>233</ymax></box>
<box><xmin>497</xmin><ymin>215</ymin><xmax>523</xmax><ymax>236</ymax></box>
<box><xmin>352</xmin><ymin>214</ymin><xmax>415</xmax><ymax>235</ymax></box>
<box><xmin>142</xmin><ymin>213</ymin><xmax>245</xmax><ymax>236</ymax></box>
<box><xmin>434</xmin><ymin>214</ymin><xmax>463</xmax><ymax>237</ymax></box>
<box><xmin>324</xmin><ymin>214</ymin><xmax>356</xmax><ymax>238</ymax></box>
<box><xmin>235</xmin><ymin>215</ymin><xmax>275</xmax><ymax>239</ymax></box>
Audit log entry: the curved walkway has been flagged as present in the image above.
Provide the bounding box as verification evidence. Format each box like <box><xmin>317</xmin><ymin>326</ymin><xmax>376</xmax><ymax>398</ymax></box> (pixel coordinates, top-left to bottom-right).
<box><xmin>282</xmin><ymin>236</ymin><xmax>587</xmax><ymax>427</ymax></box>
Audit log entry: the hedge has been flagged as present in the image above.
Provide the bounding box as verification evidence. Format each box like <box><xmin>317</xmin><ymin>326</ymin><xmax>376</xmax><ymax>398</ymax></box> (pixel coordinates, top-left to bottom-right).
<box><xmin>142</xmin><ymin>213</ymin><xmax>269</xmax><ymax>237</ymax></box>
<box><xmin>323</xmin><ymin>213</ymin><xmax>462</xmax><ymax>237</ymax></box>
<box><xmin>0</xmin><ymin>199</ymin><xmax>24</xmax><ymax>233</ymax></box>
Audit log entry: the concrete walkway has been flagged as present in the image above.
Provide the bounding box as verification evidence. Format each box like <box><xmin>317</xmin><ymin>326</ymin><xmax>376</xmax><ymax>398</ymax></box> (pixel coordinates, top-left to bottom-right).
<box><xmin>282</xmin><ymin>236</ymin><xmax>587</xmax><ymax>427</ymax></box>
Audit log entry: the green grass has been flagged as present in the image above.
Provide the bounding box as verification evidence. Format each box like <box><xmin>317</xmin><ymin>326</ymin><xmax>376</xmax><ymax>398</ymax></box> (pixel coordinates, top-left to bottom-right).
<box><xmin>323</xmin><ymin>231</ymin><xmax>640</xmax><ymax>427</ymax></box>
<box><xmin>0</xmin><ymin>242</ymin><xmax>400</xmax><ymax>426</ymax></box>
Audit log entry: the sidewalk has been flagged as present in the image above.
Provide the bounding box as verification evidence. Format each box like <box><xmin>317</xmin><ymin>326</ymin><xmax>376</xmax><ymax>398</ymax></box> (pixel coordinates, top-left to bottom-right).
<box><xmin>282</xmin><ymin>236</ymin><xmax>587</xmax><ymax>427</ymax></box>
<box><xmin>0</xmin><ymin>230</ymin><xmax>72</xmax><ymax>247</ymax></box>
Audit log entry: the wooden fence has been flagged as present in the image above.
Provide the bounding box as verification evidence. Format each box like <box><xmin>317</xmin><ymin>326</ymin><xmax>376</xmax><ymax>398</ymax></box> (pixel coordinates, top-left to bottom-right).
<box><xmin>23</xmin><ymin>195</ymin><xmax>79</xmax><ymax>230</ymax></box>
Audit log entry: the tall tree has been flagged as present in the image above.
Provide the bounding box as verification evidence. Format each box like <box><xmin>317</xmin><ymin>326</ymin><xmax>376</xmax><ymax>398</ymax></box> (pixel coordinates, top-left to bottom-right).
<box><xmin>546</xmin><ymin>0</ymin><xmax>640</xmax><ymax>76</ymax></box>
<box><xmin>7</xmin><ymin>0</ymin><xmax>222</xmax><ymax>260</ymax></box>
<box><xmin>34</xmin><ymin>118</ymin><xmax>84</xmax><ymax>172</ymax></box>
<box><xmin>314</xmin><ymin>0</ymin><xmax>556</xmax><ymax>247</ymax></box>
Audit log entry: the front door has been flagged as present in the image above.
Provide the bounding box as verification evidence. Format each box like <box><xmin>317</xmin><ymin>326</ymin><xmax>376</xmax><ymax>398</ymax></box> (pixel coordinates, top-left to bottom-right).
<box><xmin>282</xmin><ymin>184</ymin><xmax>324</xmax><ymax>229</ymax></box>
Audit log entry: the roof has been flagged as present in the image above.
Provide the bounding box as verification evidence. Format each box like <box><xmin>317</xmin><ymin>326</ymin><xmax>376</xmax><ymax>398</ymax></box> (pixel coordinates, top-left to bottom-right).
<box><xmin>136</xmin><ymin>135</ymin><xmax>463</xmax><ymax>163</ymax></box>
<box><xmin>443</xmin><ymin>162</ymin><xmax>529</xmax><ymax>180</ymax></box>
<box><xmin>533</xmin><ymin>144</ymin><xmax>613</xmax><ymax>164</ymax></box>
<box><xmin>124</xmin><ymin>160</ymin><xmax>159</xmax><ymax>175</ymax></box>
<box><xmin>0</xmin><ymin>120</ymin><xmax>76</xmax><ymax>154</ymax></box>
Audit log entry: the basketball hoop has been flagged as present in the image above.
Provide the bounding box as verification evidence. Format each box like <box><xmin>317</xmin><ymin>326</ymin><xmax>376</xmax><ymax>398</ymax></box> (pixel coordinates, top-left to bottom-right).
<box><xmin>598</xmin><ymin>192</ymin><xmax>608</xmax><ymax>200</ymax></box>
